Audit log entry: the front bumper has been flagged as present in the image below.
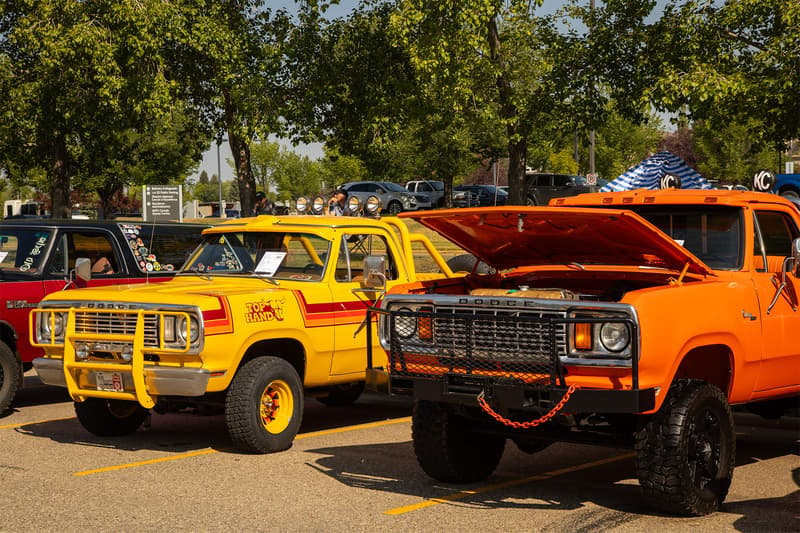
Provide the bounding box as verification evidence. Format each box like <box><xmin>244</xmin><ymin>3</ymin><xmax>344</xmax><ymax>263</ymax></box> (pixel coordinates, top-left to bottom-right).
<box><xmin>367</xmin><ymin>368</ymin><xmax>656</xmax><ymax>414</ymax></box>
<box><xmin>34</xmin><ymin>357</ymin><xmax>211</xmax><ymax>398</ymax></box>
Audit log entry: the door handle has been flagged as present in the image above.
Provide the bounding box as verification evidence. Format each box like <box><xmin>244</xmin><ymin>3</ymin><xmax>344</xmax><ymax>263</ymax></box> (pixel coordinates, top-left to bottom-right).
<box><xmin>741</xmin><ymin>310</ymin><xmax>757</xmax><ymax>321</ymax></box>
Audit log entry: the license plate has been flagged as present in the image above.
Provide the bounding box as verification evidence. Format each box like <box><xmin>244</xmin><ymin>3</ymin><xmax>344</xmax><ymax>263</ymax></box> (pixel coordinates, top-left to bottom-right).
<box><xmin>96</xmin><ymin>371</ymin><xmax>125</xmax><ymax>392</ymax></box>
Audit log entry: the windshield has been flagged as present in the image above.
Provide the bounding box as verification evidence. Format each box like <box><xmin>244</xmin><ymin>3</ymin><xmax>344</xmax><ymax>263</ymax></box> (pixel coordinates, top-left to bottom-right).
<box><xmin>182</xmin><ymin>231</ymin><xmax>331</xmax><ymax>281</ymax></box>
<box><xmin>0</xmin><ymin>228</ymin><xmax>52</xmax><ymax>275</ymax></box>
<box><xmin>382</xmin><ymin>182</ymin><xmax>408</xmax><ymax>193</ymax></box>
<box><xmin>625</xmin><ymin>205</ymin><xmax>743</xmax><ymax>270</ymax></box>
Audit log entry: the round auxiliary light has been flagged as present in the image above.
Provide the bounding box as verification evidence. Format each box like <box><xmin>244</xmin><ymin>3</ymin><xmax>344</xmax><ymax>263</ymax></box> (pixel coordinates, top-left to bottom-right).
<box><xmin>75</xmin><ymin>343</ymin><xmax>90</xmax><ymax>361</ymax></box>
<box><xmin>393</xmin><ymin>307</ymin><xmax>417</xmax><ymax>339</ymax></box>
<box><xmin>365</xmin><ymin>195</ymin><xmax>382</xmax><ymax>216</ymax></box>
<box><xmin>311</xmin><ymin>196</ymin><xmax>326</xmax><ymax>215</ymax></box>
<box><xmin>295</xmin><ymin>196</ymin><xmax>310</xmax><ymax>214</ymax></box>
<box><xmin>347</xmin><ymin>196</ymin><xmax>363</xmax><ymax>215</ymax></box>
<box><xmin>599</xmin><ymin>322</ymin><xmax>630</xmax><ymax>353</ymax></box>
<box><xmin>121</xmin><ymin>344</ymin><xmax>133</xmax><ymax>362</ymax></box>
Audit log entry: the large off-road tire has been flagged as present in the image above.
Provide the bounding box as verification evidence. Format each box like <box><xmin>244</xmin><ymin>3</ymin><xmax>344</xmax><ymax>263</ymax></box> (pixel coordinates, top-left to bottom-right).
<box><xmin>635</xmin><ymin>380</ymin><xmax>735</xmax><ymax>516</ymax></box>
<box><xmin>386</xmin><ymin>201</ymin><xmax>403</xmax><ymax>216</ymax></box>
<box><xmin>446</xmin><ymin>253</ymin><xmax>492</xmax><ymax>274</ymax></box>
<box><xmin>74</xmin><ymin>398</ymin><xmax>150</xmax><ymax>436</ymax></box>
<box><xmin>412</xmin><ymin>400</ymin><xmax>505</xmax><ymax>483</ymax></box>
<box><xmin>317</xmin><ymin>382</ymin><xmax>364</xmax><ymax>407</ymax></box>
<box><xmin>225</xmin><ymin>357</ymin><xmax>304</xmax><ymax>454</ymax></box>
<box><xmin>513</xmin><ymin>438</ymin><xmax>552</xmax><ymax>455</ymax></box>
<box><xmin>0</xmin><ymin>341</ymin><xmax>21</xmax><ymax>414</ymax></box>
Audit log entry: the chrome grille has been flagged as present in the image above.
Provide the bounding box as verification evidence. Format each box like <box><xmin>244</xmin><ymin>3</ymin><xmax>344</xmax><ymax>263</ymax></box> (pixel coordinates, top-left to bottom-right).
<box><xmin>73</xmin><ymin>311</ymin><xmax>159</xmax><ymax>347</ymax></box>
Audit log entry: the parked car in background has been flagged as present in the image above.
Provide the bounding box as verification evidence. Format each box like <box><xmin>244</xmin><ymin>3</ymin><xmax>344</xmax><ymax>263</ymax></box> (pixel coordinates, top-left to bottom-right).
<box><xmin>524</xmin><ymin>173</ymin><xmax>595</xmax><ymax>205</ymax></box>
<box><xmin>342</xmin><ymin>181</ymin><xmax>432</xmax><ymax>215</ymax></box>
<box><xmin>0</xmin><ymin>220</ymin><xmax>208</xmax><ymax>413</ymax></box>
<box><xmin>406</xmin><ymin>180</ymin><xmax>446</xmax><ymax>208</ymax></box>
<box><xmin>453</xmin><ymin>185</ymin><xmax>508</xmax><ymax>207</ymax></box>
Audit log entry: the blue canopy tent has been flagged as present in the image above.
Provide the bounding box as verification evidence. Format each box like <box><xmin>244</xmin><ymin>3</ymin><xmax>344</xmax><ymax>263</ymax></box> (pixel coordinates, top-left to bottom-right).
<box><xmin>599</xmin><ymin>151</ymin><xmax>713</xmax><ymax>192</ymax></box>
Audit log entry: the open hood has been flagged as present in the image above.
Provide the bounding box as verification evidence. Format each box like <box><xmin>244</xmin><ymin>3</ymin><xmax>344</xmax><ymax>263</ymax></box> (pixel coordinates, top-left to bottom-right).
<box><xmin>401</xmin><ymin>207</ymin><xmax>715</xmax><ymax>276</ymax></box>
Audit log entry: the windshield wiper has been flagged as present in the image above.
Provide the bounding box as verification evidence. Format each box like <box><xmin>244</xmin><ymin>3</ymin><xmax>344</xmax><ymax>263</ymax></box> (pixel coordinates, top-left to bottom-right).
<box><xmin>179</xmin><ymin>267</ymin><xmax>213</xmax><ymax>281</ymax></box>
<box><xmin>251</xmin><ymin>272</ymin><xmax>279</xmax><ymax>286</ymax></box>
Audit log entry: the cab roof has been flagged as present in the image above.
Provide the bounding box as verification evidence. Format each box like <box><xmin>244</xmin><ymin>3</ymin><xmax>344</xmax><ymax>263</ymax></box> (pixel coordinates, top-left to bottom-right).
<box><xmin>203</xmin><ymin>214</ymin><xmax>401</xmax><ymax>234</ymax></box>
<box><xmin>551</xmin><ymin>188</ymin><xmax>798</xmax><ymax>209</ymax></box>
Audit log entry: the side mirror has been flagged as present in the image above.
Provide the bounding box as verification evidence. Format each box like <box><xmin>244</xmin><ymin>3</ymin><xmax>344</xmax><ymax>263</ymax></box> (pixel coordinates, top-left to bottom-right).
<box><xmin>362</xmin><ymin>255</ymin><xmax>387</xmax><ymax>290</ymax></box>
<box><xmin>793</xmin><ymin>238</ymin><xmax>800</xmax><ymax>276</ymax></box>
<box><xmin>75</xmin><ymin>257</ymin><xmax>92</xmax><ymax>282</ymax></box>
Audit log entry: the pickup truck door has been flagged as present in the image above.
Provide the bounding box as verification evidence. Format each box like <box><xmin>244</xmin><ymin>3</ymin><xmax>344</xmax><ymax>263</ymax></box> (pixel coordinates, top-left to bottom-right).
<box><xmin>751</xmin><ymin>209</ymin><xmax>800</xmax><ymax>393</ymax></box>
<box><xmin>42</xmin><ymin>229</ymin><xmax>128</xmax><ymax>294</ymax></box>
<box><xmin>329</xmin><ymin>232</ymin><xmax>405</xmax><ymax>376</ymax></box>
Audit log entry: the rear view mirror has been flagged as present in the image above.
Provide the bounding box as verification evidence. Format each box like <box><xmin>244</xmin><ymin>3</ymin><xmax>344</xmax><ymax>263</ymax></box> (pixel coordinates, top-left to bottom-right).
<box><xmin>362</xmin><ymin>255</ymin><xmax>387</xmax><ymax>290</ymax></box>
<box><xmin>75</xmin><ymin>257</ymin><xmax>92</xmax><ymax>282</ymax></box>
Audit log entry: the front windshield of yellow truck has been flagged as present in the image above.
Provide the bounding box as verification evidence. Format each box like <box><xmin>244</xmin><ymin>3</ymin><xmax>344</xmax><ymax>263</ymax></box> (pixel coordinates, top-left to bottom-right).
<box><xmin>182</xmin><ymin>231</ymin><xmax>331</xmax><ymax>281</ymax></box>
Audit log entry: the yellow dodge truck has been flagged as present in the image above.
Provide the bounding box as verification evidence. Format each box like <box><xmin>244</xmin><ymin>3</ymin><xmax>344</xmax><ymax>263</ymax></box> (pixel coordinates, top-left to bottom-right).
<box><xmin>30</xmin><ymin>214</ymin><xmax>456</xmax><ymax>453</ymax></box>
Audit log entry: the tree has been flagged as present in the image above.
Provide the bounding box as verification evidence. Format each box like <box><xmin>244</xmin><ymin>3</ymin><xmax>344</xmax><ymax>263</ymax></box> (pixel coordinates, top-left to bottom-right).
<box><xmin>648</xmin><ymin>0</ymin><xmax>800</xmax><ymax>149</ymax></box>
<box><xmin>0</xmin><ymin>1</ymin><xmax>208</xmax><ymax>218</ymax></box>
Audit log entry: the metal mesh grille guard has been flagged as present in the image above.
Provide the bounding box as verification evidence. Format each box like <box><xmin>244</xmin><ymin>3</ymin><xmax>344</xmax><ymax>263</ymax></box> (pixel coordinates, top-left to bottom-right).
<box><xmin>387</xmin><ymin>307</ymin><xmax>569</xmax><ymax>386</ymax></box>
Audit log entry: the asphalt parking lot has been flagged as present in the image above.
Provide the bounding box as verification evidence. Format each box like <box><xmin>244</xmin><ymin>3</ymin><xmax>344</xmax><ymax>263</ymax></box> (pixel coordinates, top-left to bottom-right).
<box><xmin>1</xmin><ymin>373</ymin><xmax>798</xmax><ymax>532</ymax></box>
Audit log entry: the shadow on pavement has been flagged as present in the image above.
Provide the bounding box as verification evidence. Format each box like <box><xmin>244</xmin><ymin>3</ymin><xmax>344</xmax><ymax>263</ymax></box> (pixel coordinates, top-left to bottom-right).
<box><xmin>11</xmin><ymin>392</ymin><xmax>413</xmax><ymax>455</ymax></box>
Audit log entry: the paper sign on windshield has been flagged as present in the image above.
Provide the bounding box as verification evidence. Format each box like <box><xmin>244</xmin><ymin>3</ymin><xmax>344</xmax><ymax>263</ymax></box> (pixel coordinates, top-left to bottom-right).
<box><xmin>0</xmin><ymin>251</ymin><xmax>7</xmax><ymax>264</ymax></box>
<box><xmin>254</xmin><ymin>252</ymin><xmax>286</xmax><ymax>276</ymax></box>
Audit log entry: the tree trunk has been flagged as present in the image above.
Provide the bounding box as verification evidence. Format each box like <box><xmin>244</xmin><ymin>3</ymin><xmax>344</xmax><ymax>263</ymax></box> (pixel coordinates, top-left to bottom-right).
<box><xmin>50</xmin><ymin>137</ymin><xmax>71</xmax><ymax>218</ymax></box>
<box><xmin>487</xmin><ymin>14</ymin><xmax>527</xmax><ymax>206</ymax></box>
<box><xmin>229</xmin><ymin>134</ymin><xmax>256</xmax><ymax>217</ymax></box>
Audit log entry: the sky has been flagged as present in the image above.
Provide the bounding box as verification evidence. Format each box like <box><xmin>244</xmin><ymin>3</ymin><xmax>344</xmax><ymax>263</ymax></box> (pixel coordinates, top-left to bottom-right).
<box><xmin>193</xmin><ymin>0</ymin><xmax>677</xmax><ymax>183</ymax></box>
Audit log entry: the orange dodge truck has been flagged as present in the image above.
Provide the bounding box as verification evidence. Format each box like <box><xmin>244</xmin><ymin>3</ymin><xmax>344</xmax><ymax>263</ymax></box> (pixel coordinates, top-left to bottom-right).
<box><xmin>367</xmin><ymin>189</ymin><xmax>800</xmax><ymax>516</ymax></box>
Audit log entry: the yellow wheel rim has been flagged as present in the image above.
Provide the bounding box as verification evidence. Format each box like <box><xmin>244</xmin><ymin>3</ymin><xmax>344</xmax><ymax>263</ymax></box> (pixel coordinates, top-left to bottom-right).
<box><xmin>259</xmin><ymin>379</ymin><xmax>294</xmax><ymax>434</ymax></box>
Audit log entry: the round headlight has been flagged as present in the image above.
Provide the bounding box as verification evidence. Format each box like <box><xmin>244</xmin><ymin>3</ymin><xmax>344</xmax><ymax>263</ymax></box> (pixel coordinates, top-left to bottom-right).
<box><xmin>365</xmin><ymin>195</ymin><xmax>382</xmax><ymax>216</ymax></box>
<box><xmin>347</xmin><ymin>196</ymin><xmax>362</xmax><ymax>215</ymax></box>
<box><xmin>75</xmin><ymin>343</ymin><xmax>89</xmax><ymax>361</ymax></box>
<box><xmin>296</xmin><ymin>196</ymin><xmax>309</xmax><ymax>214</ymax></box>
<box><xmin>311</xmin><ymin>196</ymin><xmax>326</xmax><ymax>215</ymax></box>
<box><xmin>393</xmin><ymin>307</ymin><xmax>417</xmax><ymax>339</ymax></box>
<box><xmin>599</xmin><ymin>322</ymin><xmax>630</xmax><ymax>352</ymax></box>
<box><xmin>42</xmin><ymin>312</ymin><xmax>66</xmax><ymax>338</ymax></box>
<box><xmin>177</xmin><ymin>316</ymin><xmax>200</xmax><ymax>344</ymax></box>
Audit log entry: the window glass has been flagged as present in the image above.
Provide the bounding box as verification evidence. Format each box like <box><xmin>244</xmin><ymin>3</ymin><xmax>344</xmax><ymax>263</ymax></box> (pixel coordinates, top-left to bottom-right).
<box><xmin>0</xmin><ymin>228</ymin><xmax>51</xmax><ymax>274</ymax></box>
<box><xmin>626</xmin><ymin>205</ymin><xmax>743</xmax><ymax>270</ymax></box>
<box><xmin>183</xmin><ymin>231</ymin><xmax>330</xmax><ymax>281</ymax></box>
<box><xmin>121</xmin><ymin>224</ymin><xmax>202</xmax><ymax>273</ymax></box>
<box><xmin>49</xmin><ymin>231</ymin><xmax>119</xmax><ymax>276</ymax></box>
<box><xmin>754</xmin><ymin>211</ymin><xmax>798</xmax><ymax>256</ymax></box>
<box><xmin>336</xmin><ymin>234</ymin><xmax>398</xmax><ymax>282</ymax></box>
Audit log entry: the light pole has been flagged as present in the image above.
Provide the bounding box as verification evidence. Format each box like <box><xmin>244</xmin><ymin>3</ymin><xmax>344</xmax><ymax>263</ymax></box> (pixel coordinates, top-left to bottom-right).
<box><xmin>216</xmin><ymin>137</ymin><xmax>226</xmax><ymax>219</ymax></box>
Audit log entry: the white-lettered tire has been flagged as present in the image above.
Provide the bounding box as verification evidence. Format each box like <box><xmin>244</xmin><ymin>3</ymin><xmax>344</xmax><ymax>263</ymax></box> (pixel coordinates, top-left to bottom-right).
<box><xmin>0</xmin><ymin>341</ymin><xmax>21</xmax><ymax>414</ymax></box>
<box><xmin>412</xmin><ymin>400</ymin><xmax>505</xmax><ymax>483</ymax></box>
<box><xmin>74</xmin><ymin>398</ymin><xmax>150</xmax><ymax>436</ymax></box>
<box><xmin>225</xmin><ymin>356</ymin><xmax>304</xmax><ymax>454</ymax></box>
<box><xmin>635</xmin><ymin>380</ymin><xmax>735</xmax><ymax>516</ymax></box>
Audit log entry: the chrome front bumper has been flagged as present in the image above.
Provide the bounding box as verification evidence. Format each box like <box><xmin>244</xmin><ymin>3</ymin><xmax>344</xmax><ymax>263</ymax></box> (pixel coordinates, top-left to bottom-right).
<box><xmin>33</xmin><ymin>357</ymin><xmax>211</xmax><ymax>397</ymax></box>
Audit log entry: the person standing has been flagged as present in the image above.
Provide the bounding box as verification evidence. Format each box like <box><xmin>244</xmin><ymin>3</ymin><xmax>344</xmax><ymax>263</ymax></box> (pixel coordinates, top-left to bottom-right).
<box><xmin>253</xmin><ymin>191</ymin><xmax>275</xmax><ymax>216</ymax></box>
<box><xmin>327</xmin><ymin>189</ymin><xmax>351</xmax><ymax>216</ymax></box>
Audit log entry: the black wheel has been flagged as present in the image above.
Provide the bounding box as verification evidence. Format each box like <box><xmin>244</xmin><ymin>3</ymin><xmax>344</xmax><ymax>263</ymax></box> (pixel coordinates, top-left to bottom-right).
<box><xmin>74</xmin><ymin>398</ymin><xmax>150</xmax><ymax>436</ymax></box>
<box><xmin>526</xmin><ymin>195</ymin><xmax>537</xmax><ymax>206</ymax></box>
<box><xmin>412</xmin><ymin>400</ymin><xmax>505</xmax><ymax>483</ymax></box>
<box><xmin>225</xmin><ymin>357</ymin><xmax>304</xmax><ymax>454</ymax></box>
<box><xmin>635</xmin><ymin>380</ymin><xmax>735</xmax><ymax>516</ymax></box>
<box><xmin>317</xmin><ymin>382</ymin><xmax>364</xmax><ymax>407</ymax></box>
<box><xmin>0</xmin><ymin>341</ymin><xmax>21</xmax><ymax>414</ymax></box>
<box><xmin>446</xmin><ymin>253</ymin><xmax>492</xmax><ymax>274</ymax></box>
<box><xmin>386</xmin><ymin>201</ymin><xmax>403</xmax><ymax>216</ymax></box>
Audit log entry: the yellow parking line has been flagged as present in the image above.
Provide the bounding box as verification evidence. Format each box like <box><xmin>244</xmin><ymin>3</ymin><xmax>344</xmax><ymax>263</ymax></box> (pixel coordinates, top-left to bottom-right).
<box><xmin>73</xmin><ymin>416</ymin><xmax>412</xmax><ymax>477</ymax></box>
<box><xmin>0</xmin><ymin>416</ymin><xmax>75</xmax><ymax>430</ymax></box>
<box><xmin>383</xmin><ymin>452</ymin><xmax>636</xmax><ymax>516</ymax></box>
<box><xmin>74</xmin><ymin>449</ymin><xmax>218</xmax><ymax>476</ymax></box>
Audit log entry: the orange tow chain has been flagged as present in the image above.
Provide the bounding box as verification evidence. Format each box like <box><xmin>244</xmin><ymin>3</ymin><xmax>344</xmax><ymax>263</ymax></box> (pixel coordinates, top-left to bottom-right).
<box><xmin>477</xmin><ymin>384</ymin><xmax>577</xmax><ymax>429</ymax></box>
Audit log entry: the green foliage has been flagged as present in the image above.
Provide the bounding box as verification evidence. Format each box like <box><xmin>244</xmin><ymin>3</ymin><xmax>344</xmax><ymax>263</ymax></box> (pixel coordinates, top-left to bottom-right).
<box><xmin>648</xmin><ymin>0</ymin><xmax>800</xmax><ymax>148</ymax></box>
<box><xmin>692</xmin><ymin>119</ymin><xmax>776</xmax><ymax>184</ymax></box>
